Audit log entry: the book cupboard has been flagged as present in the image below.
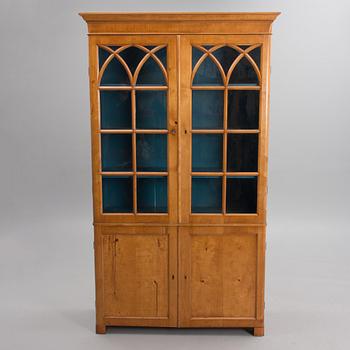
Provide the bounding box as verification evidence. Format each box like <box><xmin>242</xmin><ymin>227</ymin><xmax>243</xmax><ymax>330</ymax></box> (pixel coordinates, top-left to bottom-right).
<box><xmin>80</xmin><ymin>12</ymin><xmax>279</xmax><ymax>336</ymax></box>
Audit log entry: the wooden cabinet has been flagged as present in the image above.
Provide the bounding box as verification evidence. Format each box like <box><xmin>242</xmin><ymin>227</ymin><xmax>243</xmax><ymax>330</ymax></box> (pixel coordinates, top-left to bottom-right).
<box><xmin>80</xmin><ymin>12</ymin><xmax>279</xmax><ymax>336</ymax></box>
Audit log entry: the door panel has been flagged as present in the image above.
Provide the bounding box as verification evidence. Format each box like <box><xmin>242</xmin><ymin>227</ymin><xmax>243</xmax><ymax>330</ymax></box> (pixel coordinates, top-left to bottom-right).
<box><xmin>179</xmin><ymin>226</ymin><xmax>265</xmax><ymax>327</ymax></box>
<box><xmin>96</xmin><ymin>225</ymin><xmax>177</xmax><ymax>327</ymax></box>
<box><xmin>179</xmin><ymin>35</ymin><xmax>269</xmax><ymax>225</ymax></box>
<box><xmin>89</xmin><ymin>35</ymin><xmax>178</xmax><ymax>224</ymax></box>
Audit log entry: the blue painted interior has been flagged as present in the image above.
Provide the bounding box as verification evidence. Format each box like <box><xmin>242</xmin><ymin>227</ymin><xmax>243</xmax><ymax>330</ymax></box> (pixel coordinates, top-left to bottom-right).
<box><xmin>212</xmin><ymin>46</ymin><xmax>240</xmax><ymax>73</ymax></box>
<box><xmin>192</xmin><ymin>134</ymin><xmax>223</xmax><ymax>171</ymax></box>
<box><xmin>136</xmin><ymin>134</ymin><xmax>167</xmax><ymax>171</ymax></box>
<box><xmin>102</xmin><ymin>176</ymin><xmax>133</xmax><ymax>213</ymax></box>
<box><xmin>228</xmin><ymin>55</ymin><xmax>259</xmax><ymax>86</ymax></box>
<box><xmin>192</xmin><ymin>177</ymin><xmax>222</xmax><ymax>213</ymax></box>
<box><xmin>101</xmin><ymin>134</ymin><xmax>132</xmax><ymax>171</ymax></box>
<box><xmin>137</xmin><ymin>176</ymin><xmax>168</xmax><ymax>213</ymax></box>
<box><xmin>227</xmin><ymin>134</ymin><xmax>258</xmax><ymax>172</ymax></box>
<box><xmin>192</xmin><ymin>47</ymin><xmax>223</xmax><ymax>86</ymax></box>
<box><xmin>228</xmin><ymin>90</ymin><xmax>259</xmax><ymax>129</ymax></box>
<box><xmin>192</xmin><ymin>90</ymin><xmax>224</xmax><ymax>129</ymax></box>
<box><xmin>99</xmin><ymin>47</ymin><xmax>130</xmax><ymax>86</ymax></box>
<box><xmin>136</xmin><ymin>90</ymin><xmax>167</xmax><ymax>129</ymax></box>
<box><xmin>226</xmin><ymin>176</ymin><xmax>257</xmax><ymax>213</ymax></box>
<box><xmin>136</xmin><ymin>47</ymin><xmax>167</xmax><ymax>85</ymax></box>
<box><xmin>100</xmin><ymin>91</ymin><xmax>131</xmax><ymax>129</ymax></box>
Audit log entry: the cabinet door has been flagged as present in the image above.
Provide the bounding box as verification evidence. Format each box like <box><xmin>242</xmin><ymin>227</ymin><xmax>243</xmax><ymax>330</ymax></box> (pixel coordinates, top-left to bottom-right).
<box><xmin>179</xmin><ymin>226</ymin><xmax>265</xmax><ymax>328</ymax></box>
<box><xmin>179</xmin><ymin>35</ymin><xmax>270</xmax><ymax>225</ymax></box>
<box><xmin>88</xmin><ymin>35</ymin><xmax>178</xmax><ymax>224</ymax></box>
<box><xmin>178</xmin><ymin>35</ymin><xmax>269</xmax><ymax>326</ymax></box>
<box><xmin>95</xmin><ymin>225</ymin><xmax>177</xmax><ymax>327</ymax></box>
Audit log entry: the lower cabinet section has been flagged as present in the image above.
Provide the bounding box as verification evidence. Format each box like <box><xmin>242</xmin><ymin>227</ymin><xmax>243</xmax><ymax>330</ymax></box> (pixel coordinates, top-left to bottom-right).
<box><xmin>94</xmin><ymin>225</ymin><xmax>265</xmax><ymax>331</ymax></box>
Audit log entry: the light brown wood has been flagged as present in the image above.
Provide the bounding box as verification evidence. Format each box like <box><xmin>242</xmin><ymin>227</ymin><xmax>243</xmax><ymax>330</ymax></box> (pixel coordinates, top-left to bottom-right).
<box><xmin>82</xmin><ymin>12</ymin><xmax>278</xmax><ymax>335</ymax></box>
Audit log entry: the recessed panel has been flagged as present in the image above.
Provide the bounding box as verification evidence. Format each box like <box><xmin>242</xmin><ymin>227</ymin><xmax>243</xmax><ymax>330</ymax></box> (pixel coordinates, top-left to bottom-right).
<box><xmin>226</xmin><ymin>176</ymin><xmax>257</xmax><ymax>213</ymax></box>
<box><xmin>192</xmin><ymin>177</ymin><xmax>222</xmax><ymax>213</ymax></box>
<box><xmin>137</xmin><ymin>176</ymin><xmax>167</xmax><ymax>213</ymax></box>
<box><xmin>100</xmin><ymin>91</ymin><xmax>131</xmax><ymax>129</ymax></box>
<box><xmin>103</xmin><ymin>234</ymin><xmax>169</xmax><ymax>316</ymax></box>
<box><xmin>228</xmin><ymin>90</ymin><xmax>259</xmax><ymax>129</ymax></box>
<box><xmin>227</xmin><ymin>134</ymin><xmax>258</xmax><ymax>172</ymax></box>
<box><xmin>190</xmin><ymin>232</ymin><xmax>257</xmax><ymax>317</ymax></box>
<box><xmin>136</xmin><ymin>91</ymin><xmax>167</xmax><ymax>129</ymax></box>
<box><xmin>101</xmin><ymin>134</ymin><xmax>132</xmax><ymax>171</ymax></box>
<box><xmin>192</xmin><ymin>134</ymin><xmax>223</xmax><ymax>172</ymax></box>
<box><xmin>102</xmin><ymin>176</ymin><xmax>133</xmax><ymax>213</ymax></box>
<box><xmin>192</xmin><ymin>90</ymin><xmax>224</xmax><ymax>129</ymax></box>
<box><xmin>136</xmin><ymin>134</ymin><xmax>167</xmax><ymax>171</ymax></box>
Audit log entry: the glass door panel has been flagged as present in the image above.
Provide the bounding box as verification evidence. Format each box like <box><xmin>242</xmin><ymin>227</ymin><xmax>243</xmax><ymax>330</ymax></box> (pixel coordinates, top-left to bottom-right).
<box><xmin>189</xmin><ymin>40</ymin><xmax>262</xmax><ymax>216</ymax></box>
<box><xmin>94</xmin><ymin>37</ymin><xmax>177</xmax><ymax>221</ymax></box>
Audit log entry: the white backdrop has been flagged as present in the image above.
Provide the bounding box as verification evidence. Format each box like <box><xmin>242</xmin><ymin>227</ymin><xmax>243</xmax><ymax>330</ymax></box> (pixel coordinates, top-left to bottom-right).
<box><xmin>0</xmin><ymin>1</ymin><xmax>349</xmax><ymax>349</ymax></box>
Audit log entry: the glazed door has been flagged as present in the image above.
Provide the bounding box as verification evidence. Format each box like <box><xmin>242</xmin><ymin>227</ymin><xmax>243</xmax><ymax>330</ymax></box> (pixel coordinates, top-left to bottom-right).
<box><xmin>178</xmin><ymin>35</ymin><xmax>269</xmax><ymax>327</ymax></box>
<box><xmin>89</xmin><ymin>36</ymin><xmax>178</xmax><ymax>327</ymax></box>
<box><xmin>89</xmin><ymin>35</ymin><xmax>178</xmax><ymax>225</ymax></box>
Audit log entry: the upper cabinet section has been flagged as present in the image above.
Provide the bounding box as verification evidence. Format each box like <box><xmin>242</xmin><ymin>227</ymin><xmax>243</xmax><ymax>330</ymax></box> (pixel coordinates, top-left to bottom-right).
<box><xmin>79</xmin><ymin>12</ymin><xmax>280</xmax><ymax>35</ymax></box>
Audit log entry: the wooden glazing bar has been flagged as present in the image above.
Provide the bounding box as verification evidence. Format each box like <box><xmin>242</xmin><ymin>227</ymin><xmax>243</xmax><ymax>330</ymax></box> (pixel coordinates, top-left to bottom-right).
<box><xmin>227</xmin><ymin>129</ymin><xmax>259</xmax><ymax>134</ymax></box>
<box><xmin>228</xmin><ymin>85</ymin><xmax>261</xmax><ymax>90</ymax></box>
<box><xmin>99</xmin><ymin>129</ymin><xmax>169</xmax><ymax>134</ymax></box>
<box><xmin>131</xmin><ymin>89</ymin><xmax>137</xmax><ymax>214</ymax></box>
<box><xmin>191</xmin><ymin>129</ymin><xmax>224</xmax><ymax>134</ymax></box>
<box><xmin>100</xmin><ymin>171</ymin><xmax>169</xmax><ymax>176</ymax></box>
<box><xmin>100</xmin><ymin>171</ymin><xmax>133</xmax><ymax>176</ymax></box>
<box><xmin>222</xmin><ymin>87</ymin><xmax>228</xmax><ymax>214</ymax></box>
<box><xmin>137</xmin><ymin>172</ymin><xmax>168</xmax><ymax>176</ymax></box>
<box><xmin>136</xmin><ymin>129</ymin><xmax>169</xmax><ymax>134</ymax></box>
<box><xmin>191</xmin><ymin>129</ymin><xmax>260</xmax><ymax>134</ymax></box>
<box><xmin>98</xmin><ymin>85</ymin><xmax>168</xmax><ymax>91</ymax></box>
<box><xmin>191</xmin><ymin>172</ymin><xmax>259</xmax><ymax>176</ymax></box>
<box><xmin>191</xmin><ymin>172</ymin><xmax>224</xmax><ymax>176</ymax></box>
<box><xmin>99</xmin><ymin>129</ymin><xmax>133</xmax><ymax>134</ymax></box>
<box><xmin>191</xmin><ymin>86</ymin><xmax>225</xmax><ymax>90</ymax></box>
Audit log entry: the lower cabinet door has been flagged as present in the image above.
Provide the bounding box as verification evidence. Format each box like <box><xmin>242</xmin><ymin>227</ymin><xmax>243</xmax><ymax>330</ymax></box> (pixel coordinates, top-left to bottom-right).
<box><xmin>95</xmin><ymin>225</ymin><xmax>177</xmax><ymax>327</ymax></box>
<box><xmin>178</xmin><ymin>226</ymin><xmax>265</xmax><ymax>328</ymax></box>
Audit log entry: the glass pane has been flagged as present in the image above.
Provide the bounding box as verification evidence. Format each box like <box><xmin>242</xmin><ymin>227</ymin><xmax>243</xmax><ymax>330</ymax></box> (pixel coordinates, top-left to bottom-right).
<box><xmin>227</xmin><ymin>134</ymin><xmax>258</xmax><ymax>172</ymax></box>
<box><xmin>153</xmin><ymin>47</ymin><xmax>167</xmax><ymax>68</ymax></box>
<box><xmin>192</xmin><ymin>177</ymin><xmax>222</xmax><ymax>213</ymax></box>
<box><xmin>137</xmin><ymin>48</ymin><xmax>167</xmax><ymax>86</ymax></box>
<box><xmin>100</xmin><ymin>91</ymin><xmax>131</xmax><ymax>129</ymax></box>
<box><xmin>99</xmin><ymin>47</ymin><xmax>130</xmax><ymax>86</ymax></box>
<box><xmin>229</xmin><ymin>56</ymin><xmax>259</xmax><ymax>86</ymax></box>
<box><xmin>212</xmin><ymin>46</ymin><xmax>240</xmax><ymax>74</ymax></box>
<box><xmin>102</xmin><ymin>176</ymin><xmax>133</xmax><ymax>213</ymax></box>
<box><xmin>136</xmin><ymin>91</ymin><xmax>167</xmax><ymax>129</ymax></box>
<box><xmin>136</xmin><ymin>134</ymin><xmax>167</xmax><ymax>171</ymax></box>
<box><xmin>101</xmin><ymin>134</ymin><xmax>132</xmax><ymax>171</ymax></box>
<box><xmin>192</xmin><ymin>47</ymin><xmax>223</xmax><ymax>86</ymax></box>
<box><xmin>192</xmin><ymin>90</ymin><xmax>223</xmax><ymax>129</ymax></box>
<box><xmin>119</xmin><ymin>46</ymin><xmax>145</xmax><ymax>74</ymax></box>
<box><xmin>192</xmin><ymin>134</ymin><xmax>223</xmax><ymax>172</ymax></box>
<box><xmin>137</xmin><ymin>176</ymin><xmax>167</xmax><ymax>213</ymax></box>
<box><xmin>226</xmin><ymin>176</ymin><xmax>257</xmax><ymax>213</ymax></box>
<box><xmin>228</xmin><ymin>90</ymin><xmax>259</xmax><ymax>129</ymax></box>
<box><xmin>248</xmin><ymin>47</ymin><xmax>261</xmax><ymax>69</ymax></box>
<box><xmin>98</xmin><ymin>46</ymin><xmax>118</xmax><ymax>68</ymax></box>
